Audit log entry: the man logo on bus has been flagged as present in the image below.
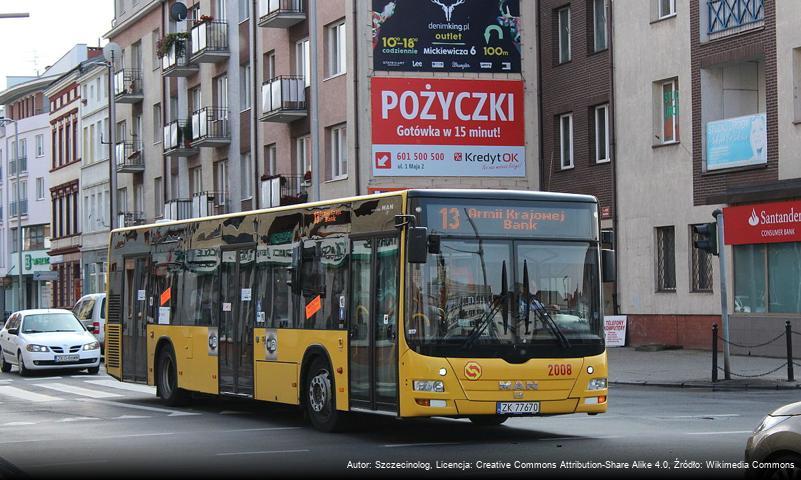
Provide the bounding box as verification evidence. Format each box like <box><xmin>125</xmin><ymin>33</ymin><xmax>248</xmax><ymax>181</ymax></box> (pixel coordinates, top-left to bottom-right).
<box><xmin>464</xmin><ymin>361</ymin><xmax>482</xmax><ymax>380</ymax></box>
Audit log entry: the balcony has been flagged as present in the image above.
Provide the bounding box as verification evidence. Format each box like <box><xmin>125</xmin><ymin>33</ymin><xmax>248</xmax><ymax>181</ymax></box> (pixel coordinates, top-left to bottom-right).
<box><xmin>163</xmin><ymin>120</ymin><xmax>199</xmax><ymax>157</ymax></box>
<box><xmin>163</xmin><ymin>193</ymin><xmax>217</xmax><ymax>220</ymax></box>
<box><xmin>118</xmin><ymin>211</ymin><xmax>146</xmax><ymax>228</ymax></box>
<box><xmin>9</xmin><ymin>200</ymin><xmax>28</xmax><ymax>217</ymax></box>
<box><xmin>258</xmin><ymin>0</ymin><xmax>305</xmax><ymax>28</ymax></box>
<box><xmin>115</xmin><ymin>140</ymin><xmax>145</xmax><ymax>174</ymax></box>
<box><xmin>9</xmin><ymin>155</ymin><xmax>27</xmax><ymax>177</ymax></box>
<box><xmin>260</xmin><ymin>174</ymin><xmax>309</xmax><ymax>208</ymax></box>
<box><xmin>707</xmin><ymin>0</ymin><xmax>764</xmax><ymax>38</ymax></box>
<box><xmin>161</xmin><ymin>37</ymin><xmax>198</xmax><ymax>77</ymax></box>
<box><xmin>189</xmin><ymin>20</ymin><xmax>229</xmax><ymax>64</ymax></box>
<box><xmin>113</xmin><ymin>69</ymin><xmax>144</xmax><ymax>104</ymax></box>
<box><xmin>260</xmin><ymin>76</ymin><xmax>307</xmax><ymax>123</ymax></box>
<box><xmin>191</xmin><ymin>107</ymin><xmax>230</xmax><ymax>147</ymax></box>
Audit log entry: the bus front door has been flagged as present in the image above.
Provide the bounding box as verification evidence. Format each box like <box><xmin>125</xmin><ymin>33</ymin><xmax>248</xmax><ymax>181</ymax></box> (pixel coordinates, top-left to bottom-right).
<box><xmin>122</xmin><ymin>257</ymin><xmax>149</xmax><ymax>383</ymax></box>
<box><xmin>218</xmin><ymin>247</ymin><xmax>255</xmax><ymax>397</ymax></box>
<box><xmin>349</xmin><ymin>237</ymin><xmax>399</xmax><ymax>412</ymax></box>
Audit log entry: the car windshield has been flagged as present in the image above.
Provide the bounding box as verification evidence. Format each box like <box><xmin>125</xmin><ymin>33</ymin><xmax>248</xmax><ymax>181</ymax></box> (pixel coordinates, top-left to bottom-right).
<box><xmin>406</xmin><ymin>239</ymin><xmax>603</xmax><ymax>359</ymax></box>
<box><xmin>21</xmin><ymin>313</ymin><xmax>86</xmax><ymax>334</ymax></box>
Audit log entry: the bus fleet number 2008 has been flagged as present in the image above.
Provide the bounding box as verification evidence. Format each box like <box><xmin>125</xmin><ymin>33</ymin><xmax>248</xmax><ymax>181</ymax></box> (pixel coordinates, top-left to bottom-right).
<box><xmin>547</xmin><ymin>364</ymin><xmax>572</xmax><ymax>376</ymax></box>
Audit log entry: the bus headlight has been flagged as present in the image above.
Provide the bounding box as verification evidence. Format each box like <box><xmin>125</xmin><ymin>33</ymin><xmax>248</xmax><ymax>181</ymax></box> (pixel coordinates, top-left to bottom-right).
<box><xmin>413</xmin><ymin>380</ymin><xmax>444</xmax><ymax>393</ymax></box>
<box><xmin>26</xmin><ymin>344</ymin><xmax>49</xmax><ymax>353</ymax></box>
<box><xmin>588</xmin><ymin>378</ymin><xmax>607</xmax><ymax>390</ymax></box>
<box><xmin>83</xmin><ymin>341</ymin><xmax>100</xmax><ymax>351</ymax></box>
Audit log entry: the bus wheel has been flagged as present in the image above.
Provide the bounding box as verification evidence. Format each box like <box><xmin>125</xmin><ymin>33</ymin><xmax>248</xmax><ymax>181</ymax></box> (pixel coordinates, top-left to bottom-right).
<box><xmin>157</xmin><ymin>345</ymin><xmax>189</xmax><ymax>407</ymax></box>
<box><xmin>469</xmin><ymin>415</ymin><xmax>509</xmax><ymax>426</ymax></box>
<box><xmin>305</xmin><ymin>357</ymin><xmax>345</xmax><ymax>432</ymax></box>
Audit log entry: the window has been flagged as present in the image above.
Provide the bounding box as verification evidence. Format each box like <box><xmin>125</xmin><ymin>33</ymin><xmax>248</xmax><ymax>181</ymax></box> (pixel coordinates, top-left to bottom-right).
<box><xmin>558</xmin><ymin>7</ymin><xmax>571</xmax><ymax>64</ymax></box>
<box><xmin>330</xmin><ymin>124</ymin><xmax>347</xmax><ymax>179</ymax></box>
<box><xmin>734</xmin><ymin>243</ymin><xmax>801</xmax><ymax>313</ymax></box>
<box><xmin>241</xmin><ymin>153</ymin><xmax>252</xmax><ymax>199</ymax></box>
<box><xmin>594</xmin><ymin>104</ymin><xmax>610</xmax><ymax>163</ymax></box>
<box><xmin>690</xmin><ymin>225</ymin><xmax>713</xmax><ymax>293</ymax></box>
<box><xmin>658</xmin><ymin>79</ymin><xmax>679</xmax><ymax>144</ymax></box>
<box><xmin>35</xmin><ymin>134</ymin><xmax>44</xmax><ymax>157</ymax></box>
<box><xmin>658</xmin><ymin>0</ymin><xmax>676</xmax><ymax>19</ymax></box>
<box><xmin>240</xmin><ymin>64</ymin><xmax>252</xmax><ymax>110</ymax></box>
<box><xmin>189</xmin><ymin>86</ymin><xmax>202</xmax><ymax>113</ymax></box>
<box><xmin>153</xmin><ymin>103</ymin><xmax>162</xmax><ymax>143</ymax></box>
<box><xmin>656</xmin><ymin>226</ymin><xmax>676</xmax><ymax>292</ymax></box>
<box><xmin>296</xmin><ymin>135</ymin><xmax>310</xmax><ymax>176</ymax></box>
<box><xmin>238</xmin><ymin>0</ymin><xmax>249</xmax><ymax>21</ymax></box>
<box><xmin>154</xmin><ymin>177</ymin><xmax>163</xmax><ymax>217</ymax></box>
<box><xmin>215</xmin><ymin>161</ymin><xmax>229</xmax><ymax>205</ymax></box>
<box><xmin>36</xmin><ymin>177</ymin><xmax>44</xmax><ymax>200</ymax></box>
<box><xmin>215</xmin><ymin>0</ymin><xmax>227</xmax><ymax>20</ymax></box>
<box><xmin>296</xmin><ymin>39</ymin><xmax>311</xmax><ymax>87</ymax></box>
<box><xmin>152</xmin><ymin>29</ymin><xmax>160</xmax><ymax>67</ymax></box>
<box><xmin>23</xmin><ymin>224</ymin><xmax>47</xmax><ymax>250</ymax></box>
<box><xmin>265</xmin><ymin>143</ymin><xmax>277</xmax><ymax>176</ymax></box>
<box><xmin>215</xmin><ymin>75</ymin><xmax>228</xmax><ymax>110</ymax></box>
<box><xmin>190</xmin><ymin>167</ymin><xmax>202</xmax><ymax>196</ymax></box>
<box><xmin>593</xmin><ymin>0</ymin><xmax>607</xmax><ymax>52</ymax></box>
<box><xmin>265</xmin><ymin>51</ymin><xmax>276</xmax><ymax>80</ymax></box>
<box><xmin>559</xmin><ymin>113</ymin><xmax>574</xmax><ymax>169</ymax></box>
<box><xmin>328</xmin><ymin>21</ymin><xmax>346</xmax><ymax>77</ymax></box>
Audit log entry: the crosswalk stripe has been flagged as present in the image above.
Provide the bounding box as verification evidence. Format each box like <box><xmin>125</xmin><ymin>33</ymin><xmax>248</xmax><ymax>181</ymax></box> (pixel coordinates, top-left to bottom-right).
<box><xmin>34</xmin><ymin>383</ymin><xmax>122</xmax><ymax>399</ymax></box>
<box><xmin>83</xmin><ymin>379</ymin><xmax>156</xmax><ymax>395</ymax></box>
<box><xmin>0</xmin><ymin>385</ymin><xmax>62</xmax><ymax>402</ymax></box>
<box><xmin>76</xmin><ymin>398</ymin><xmax>201</xmax><ymax>416</ymax></box>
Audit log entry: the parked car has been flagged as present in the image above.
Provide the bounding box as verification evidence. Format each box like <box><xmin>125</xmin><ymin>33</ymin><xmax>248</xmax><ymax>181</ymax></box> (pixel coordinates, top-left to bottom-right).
<box><xmin>745</xmin><ymin>401</ymin><xmax>801</xmax><ymax>479</ymax></box>
<box><xmin>0</xmin><ymin>309</ymin><xmax>101</xmax><ymax>376</ymax></box>
<box><xmin>73</xmin><ymin>293</ymin><xmax>106</xmax><ymax>351</ymax></box>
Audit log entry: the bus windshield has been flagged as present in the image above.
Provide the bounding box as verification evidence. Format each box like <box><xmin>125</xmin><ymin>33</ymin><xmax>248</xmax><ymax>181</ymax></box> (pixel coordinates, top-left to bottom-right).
<box><xmin>407</xmin><ymin>228</ymin><xmax>604</xmax><ymax>360</ymax></box>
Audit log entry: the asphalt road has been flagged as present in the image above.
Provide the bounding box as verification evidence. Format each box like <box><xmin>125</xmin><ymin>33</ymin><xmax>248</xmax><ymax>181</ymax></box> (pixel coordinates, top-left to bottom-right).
<box><xmin>0</xmin><ymin>365</ymin><xmax>797</xmax><ymax>479</ymax></box>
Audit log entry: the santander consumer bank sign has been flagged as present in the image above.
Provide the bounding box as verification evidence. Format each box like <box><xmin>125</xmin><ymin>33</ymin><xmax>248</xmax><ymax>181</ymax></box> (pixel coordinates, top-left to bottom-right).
<box><xmin>724</xmin><ymin>200</ymin><xmax>801</xmax><ymax>245</ymax></box>
<box><xmin>370</xmin><ymin>77</ymin><xmax>525</xmax><ymax>177</ymax></box>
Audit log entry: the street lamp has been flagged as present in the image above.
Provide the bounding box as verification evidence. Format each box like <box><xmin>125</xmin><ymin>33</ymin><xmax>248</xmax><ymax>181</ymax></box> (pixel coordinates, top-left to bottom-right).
<box><xmin>0</xmin><ymin>116</ymin><xmax>24</xmax><ymax>311</ymax></box>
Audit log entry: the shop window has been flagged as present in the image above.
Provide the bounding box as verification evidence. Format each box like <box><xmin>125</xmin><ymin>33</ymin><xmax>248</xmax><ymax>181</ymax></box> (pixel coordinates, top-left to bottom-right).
<box><xmin>656</xmin><ymin>226</ymin><xmax>676</xmax><ymax>292</ymax></box>
<box><xmin>733</xmin><ymin>243</ymin><xmax>801</xmax><ymax>314</ymax></box>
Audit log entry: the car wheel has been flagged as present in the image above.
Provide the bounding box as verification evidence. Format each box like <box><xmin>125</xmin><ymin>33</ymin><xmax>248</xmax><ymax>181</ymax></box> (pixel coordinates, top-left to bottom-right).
<box><xmin>758</xmin><ymin>454</ymin><xmax>801</xmax><ymax>480</ymax></box>
<box><xmin>156</xmin><ymin>345</ymin><xmax>189</xmax><ymax>406</ymax></box>
<box><xmin>86</xmin><ymin>366</ymin><xmax>100</xmax><ymax>375</ymax></box>
<box><xmin>304</xmin><ymin>357</ymin><xmax>346</xmax><ymax>432</ymax></box>
<box><xmin>17</xmin><ymin>352</ymin><xmax>30</xmax><ymax>377</ymax></box>
<box><xmin>1</xmin><ymin>353</ymin><xmax>11</xmax><ymax>373</ymax></box>
<box><xmin>469</xmin><ymin>415</ymin><xmax>509</xmax><ymax>426</ymax></box>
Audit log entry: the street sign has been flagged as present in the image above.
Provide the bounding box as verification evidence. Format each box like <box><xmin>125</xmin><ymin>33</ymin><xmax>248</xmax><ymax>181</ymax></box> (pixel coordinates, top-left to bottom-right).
<box><xmin>33</xmin><ymin>271</ymin><xmax>58</xmax><ymax>281</ymax></box>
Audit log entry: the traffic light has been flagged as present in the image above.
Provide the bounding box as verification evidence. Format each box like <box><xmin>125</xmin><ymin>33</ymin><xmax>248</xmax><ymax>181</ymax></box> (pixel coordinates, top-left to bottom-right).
<box><xmin>693</xmin><ymin>222</ymin><xmax>718</xmax><ymax>256</ymax></box>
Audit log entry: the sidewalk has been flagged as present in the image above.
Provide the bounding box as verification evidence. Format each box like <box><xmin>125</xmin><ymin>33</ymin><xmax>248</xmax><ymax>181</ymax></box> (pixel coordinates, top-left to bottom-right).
<box><xmin>607</xmin><ymin>346</ymin><xmax>801</xmax><ymax>390</ymax></box>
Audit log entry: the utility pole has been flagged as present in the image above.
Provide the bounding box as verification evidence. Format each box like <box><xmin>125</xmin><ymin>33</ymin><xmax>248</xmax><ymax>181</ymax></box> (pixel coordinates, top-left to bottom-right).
<box><xmin>713</xmin><ymin>209</ymin><xmax>731</xmax><ymax>380</ymax></box>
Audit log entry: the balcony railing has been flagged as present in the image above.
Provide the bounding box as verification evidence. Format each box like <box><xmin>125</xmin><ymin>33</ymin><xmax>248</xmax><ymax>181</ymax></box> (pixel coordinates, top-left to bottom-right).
<box><xmin>10</xmin><ymin>200</ymin><xmax>28</xmax><ymax>217</ymax></box>
<box><xmin>707</xmin><ymin>0</ymin><xmax>764</xmax><ymax>36</ymax></box>
<box><xmin>258</xmin><ymin>0</ymin><xmax>305</xmax><ymax>28</ymax></box>
<box><xmin>9</xmin><ymin>155</ymin><xmax>27</xmax><ymax>177</ymax></box>
<box><xmin>113</xmin><ymin>69</ymin><xmax>144</xmax><ymax>103</ymax></box>
<box><xmin>260</xmin><ymin>174</ymin><xmax>309</xmax><ymax>208</ymax></box>
<box><xmin>119</xmin><ymin>211</ymin><xmax>146</xmax><ymax>227</ymax></box>
<box><xmin>115</xmin><ymin>140</ymin><xmax>145</xmax><ymax>173</ymax></box>
<box><xmin>163</xmin><ymin>193</ymin><xmax>217</xmax><ymax>220</ymax></box>
<box><xmin>161</xmin><ymin>38</ymin><xmax>199</xmax><ymax>77</ymax></box>
<box><xmin>163</xmin><ymin>119</ymin><xmax>199</xmax><ymax>157</ymax></box>
<box><xmin>260</xmin><ymin>76</ymin><xmax>307</xmax><ymax>123</ymax></box>
<box><xmin>190</xmin><ymin>20</ymin><xmax>229</xmax><ymax>63</ymax></box>
<box><xmin>191</xmin><ymin>107</ymin><xmax>230</xmax><ymax>147</ymax></box>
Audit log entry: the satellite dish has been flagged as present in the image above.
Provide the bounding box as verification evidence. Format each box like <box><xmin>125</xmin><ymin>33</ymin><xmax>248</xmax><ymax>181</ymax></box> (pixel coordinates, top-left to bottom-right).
<box><xmin>102</xmin><ymin>42</ymin><xmax>123</xmax><ymax>65</ymax></box>
<box><xmin>170</xmin><ymin>2</ymin><xmax>188</xmax><ymax>21</ymax></box>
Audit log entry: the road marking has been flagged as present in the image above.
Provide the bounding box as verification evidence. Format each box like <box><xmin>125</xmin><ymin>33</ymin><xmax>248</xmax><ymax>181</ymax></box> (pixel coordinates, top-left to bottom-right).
<box><xmin>84</xmin><ymin>379</ymin><xmax>156</xmax><ymax>395</ymax></box>
<box><xmin>96</xmin><ymin>432</ymin><xmax>175</xmax><ymax>439</ymax></box>
<box><xmin>686</xmin><ymin>430</ymin><xmax>752</xmax><ymax>435</ymax></box>
<box><xmin>35</xmin><ymin>382</ymin><xmax>122</xmax><ymax>399</ymax></box>
<box><xmin>23</xmin><ymin>376</ymin><xmax>62</xmax><ymax>381</ymax></box>
<box><xmin>383</xmin><ymin>442</ymin><xmax>461</xmax><ymax>448</ymax></box>
<box><xmin>55</xmin><ymin>417</ymin><xmax>99</xmax><ymax>423</ymax></box>
<box><xmin>221</xmin><ymin>427</ymin><xmax>303</xmax><ymax>433</ymax></box>
<box><xmin>112</xmin><ymin>415</ymin><xmax>152</xmax><ymax>420</ymax></box>
<box><xmin>76</xmin><ymin>398</ymin><xmax>201</xmax><ymax>416</ymax></box>
<box><xmin>27</xmin><ymin>460</ymin><xmax>110</xmax><ymax>469</ymax></box>
<box><xmin>0</xmin><ymin>385</ymin><xmax>61</xmax><ymax>402</ymax></box>
<box><xmin>215</xmin><ymin>449</ymin><xmax>310</xmax><ymax>456</ymax></box>
<box><xmin>1</xmin><ymin>422</ymin><xmax>37</xmax><ymax>427</ymax></box>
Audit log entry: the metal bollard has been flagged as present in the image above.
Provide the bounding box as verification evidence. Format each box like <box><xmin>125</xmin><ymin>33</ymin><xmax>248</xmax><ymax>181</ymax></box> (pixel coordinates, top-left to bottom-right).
<box><xmin>712</xmin><ymin>324</ymin><xmax>718</xmax><ymax>383</ymax></box>
<box><xmin>787</xmin><ymin>321</ymin><xmax>794</xmax><ymax>382</ymax></box>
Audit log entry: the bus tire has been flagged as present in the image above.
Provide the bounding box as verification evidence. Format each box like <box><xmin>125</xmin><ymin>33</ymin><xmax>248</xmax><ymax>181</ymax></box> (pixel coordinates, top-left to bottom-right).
<box><xmin>469</xmin><ymin>415</ymin><xmax>509</xmax><ymax>426</ymax></box>
<box><xmin>304</xmin><ymin>357</ymin><xmax>346</xmax><ymax>432</ymax></box>
<box><xmin>156</xmin><ymin>345</ymin><xmax>189</xmax><ymax>407</ymax></box>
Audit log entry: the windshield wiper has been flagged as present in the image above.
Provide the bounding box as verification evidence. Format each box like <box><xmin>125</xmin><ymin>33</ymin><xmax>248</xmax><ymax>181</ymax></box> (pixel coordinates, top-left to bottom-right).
<box><xmin>22</xmin><ymin>330</ymin><xmax>42</xmax><ymax>334</ymax></box>
<box><xmin>461</xmin><ymin>292</ymin><xmax>508</xmax><ymax>351</ymax></box>
<box><xmin>530</xmin><ymin>302</ymin><xmax>571</xmax><ymax>349</ymax></box>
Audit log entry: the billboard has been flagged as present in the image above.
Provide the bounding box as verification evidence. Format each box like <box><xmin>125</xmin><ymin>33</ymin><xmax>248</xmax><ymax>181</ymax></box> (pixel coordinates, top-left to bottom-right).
<box><xmin>723</xmin><ymin>200</ymin><xmax>801</xmax><ymax>245</ymax></box>
<box><xmin>371</xmin><ymin>0</ymin><xmax>521</xmax><ymax>73</ymax></box>
<box><xmin>706</xmin><ymin>113</ymin><xmax>767</xmax><ymax>171</ymax></box>
<box><xmin>371</xmin><ymin>77</ymin><xmax>525</xmax><ymax>177</ymax></box>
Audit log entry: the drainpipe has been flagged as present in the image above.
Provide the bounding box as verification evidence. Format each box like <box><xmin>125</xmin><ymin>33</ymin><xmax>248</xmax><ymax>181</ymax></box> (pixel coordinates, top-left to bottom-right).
<box><xmin>251</xmin><ymin>0</ymin><xmax>259</xmax><ymax>208</ymax></box>
<box><xmin>309</xmin><ymin>0</ymin><xmax>320</xmax><ymax>201</ymax></box>
<box><xmin>351</xmin><ymin>0</ymin><xmax>360</xmax><ymax>196</ymax></box>
<box><xmin>535</xmin><ymin>2</ymin><xmax>544</xmax><ymax>192</ymax></box>
<box><xmin>608</xmin><ymin>0</ymin><xmax>620</xmax><ymax>315</ymax></box>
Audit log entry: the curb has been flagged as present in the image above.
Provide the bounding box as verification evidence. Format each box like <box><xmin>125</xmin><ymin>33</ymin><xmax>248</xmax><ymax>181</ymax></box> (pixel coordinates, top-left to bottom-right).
<box><xmin>610</xmin><ymin>380</ymin><xmax>801</xmax><ymax>391</ymax></box>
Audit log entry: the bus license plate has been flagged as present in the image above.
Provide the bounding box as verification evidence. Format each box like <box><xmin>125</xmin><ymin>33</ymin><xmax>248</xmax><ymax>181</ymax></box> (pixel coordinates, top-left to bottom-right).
<box><xmin>496</xmin><ymin>402</ymin><xmax>540</xmax><ymax>415</ymax></box>
<box><xmin>55</xmin><ymin>355</ymin><xmax>79</xmax><ymax>363</ymax></box>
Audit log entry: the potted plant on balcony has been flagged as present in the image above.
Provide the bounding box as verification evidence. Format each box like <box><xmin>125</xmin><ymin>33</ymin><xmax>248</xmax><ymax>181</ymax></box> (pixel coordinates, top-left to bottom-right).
<box><xmin>156</xmin><ymin>32</ymin><xmax>190</xmax><ymax>59</ymax></box>
<box><xmin>194</xmin><ymin>14</ymin><xmax>213</xmax><ymax>26</ymax></box>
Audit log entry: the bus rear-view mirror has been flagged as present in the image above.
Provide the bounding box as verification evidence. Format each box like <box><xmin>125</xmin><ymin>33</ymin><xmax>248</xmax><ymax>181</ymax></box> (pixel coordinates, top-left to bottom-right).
<box><xmin>601</xmin><ymin>249</ymin><xmax>616</xmax><ymax>283</ymax></box>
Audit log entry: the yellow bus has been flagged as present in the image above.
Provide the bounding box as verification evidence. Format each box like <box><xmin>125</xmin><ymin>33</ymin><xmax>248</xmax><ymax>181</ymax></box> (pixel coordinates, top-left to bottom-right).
<box><xmin>105</xmin><ymin>189</ymin><xmax>611</xmax><ymax>431</ymax></box>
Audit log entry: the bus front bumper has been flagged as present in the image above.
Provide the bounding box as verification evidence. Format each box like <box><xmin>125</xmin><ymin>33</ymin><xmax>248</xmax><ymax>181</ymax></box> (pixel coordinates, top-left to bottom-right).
<box><xmin>404</xmin><ymin>396</ymin><xmax>607</xmax><ymax>417</ymax></box>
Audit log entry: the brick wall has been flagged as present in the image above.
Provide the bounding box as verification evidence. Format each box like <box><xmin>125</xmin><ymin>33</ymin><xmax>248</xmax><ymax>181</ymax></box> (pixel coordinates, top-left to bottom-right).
<box><xmin>627</xmin><ymin>314</ymin><xmax>722</xmax><ymax>350</ymax></box>
<box><xmin>538</xmin><ymin>0</ymin><xmax>614</xmax><ymax>218</ymax></box>
<box><xmin>691</xmin><ymin>0</ymin><xmax>778</xmax><ymax>205</ymax></box>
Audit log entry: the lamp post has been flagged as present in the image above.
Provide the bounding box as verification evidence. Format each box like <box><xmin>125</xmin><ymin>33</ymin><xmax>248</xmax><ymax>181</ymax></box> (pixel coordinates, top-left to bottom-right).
<box><xmin>0</xmin><ymin>117</ymin><xmax>24</xmax><ymax>311</ymax></box>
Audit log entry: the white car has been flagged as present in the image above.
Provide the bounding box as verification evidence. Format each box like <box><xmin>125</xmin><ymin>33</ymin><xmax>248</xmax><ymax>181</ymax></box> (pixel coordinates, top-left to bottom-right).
<box><xmin>0</xmin><ymin>309</ymin><xmax>101</xmax><ymax>376</ymax></box>
<box><xmin>73</xmin><ymin>293</ymin><xmax>106</xmax><ymax>351</ymax></box>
